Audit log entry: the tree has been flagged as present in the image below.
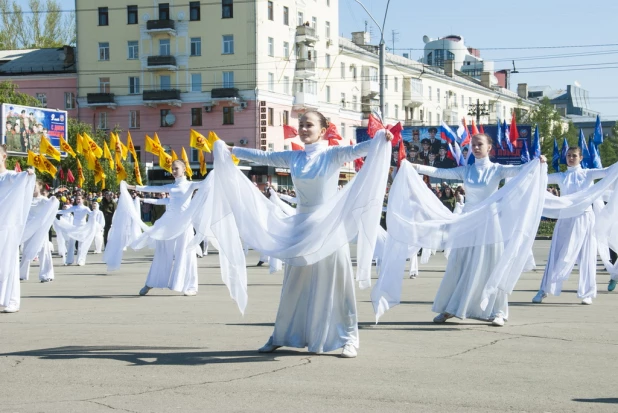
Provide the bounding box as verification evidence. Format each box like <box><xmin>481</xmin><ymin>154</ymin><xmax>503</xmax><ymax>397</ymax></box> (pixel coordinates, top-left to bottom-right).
<box><xmin>597</xmin><ymin>121</ymin><xmax>618</xmax><ymax>167</ymax></box>
<box><xmin>0</xmin><ymin>0</ymin><xmax>74</xmax><ymax>49</ymax></box>
<box><xmin>0</xmin><ymin>80</ymin><xmax>42</xmax><ymax>106</ymax></box>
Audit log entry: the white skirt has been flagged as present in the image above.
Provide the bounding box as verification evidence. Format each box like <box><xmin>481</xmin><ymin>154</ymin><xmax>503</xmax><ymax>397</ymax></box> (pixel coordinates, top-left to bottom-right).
<box><xmin>271</xmin><ymin>244</ymin><xmax>359</xmax><ymax>353</ymax></box>
<box><xmin>145</xmin><ymin>227</ymin><xmax>198</xmax><ymax>293</ymax></box>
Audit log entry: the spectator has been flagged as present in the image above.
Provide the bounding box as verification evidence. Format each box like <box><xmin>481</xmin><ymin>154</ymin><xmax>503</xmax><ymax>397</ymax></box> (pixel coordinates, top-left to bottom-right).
<box><xmin>441</xmin><ymin>186</ymin><xmax>455</xmax><ymax>211</ymax></box>
<box><xmin>100</xmin><ymin>190</ymin><xmax>116</xmax><ymax>246</ymax></box>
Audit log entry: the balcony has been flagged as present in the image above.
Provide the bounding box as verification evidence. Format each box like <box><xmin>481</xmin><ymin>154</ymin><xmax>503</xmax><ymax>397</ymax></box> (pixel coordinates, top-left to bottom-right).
<box><xmin>202</xmin><ymin>88</ymin><xmax>242</xmax><ymax>107</ymax></box>
<box><xmin>292</xmin><ymin>92</ymin><xmax>318</xmax><ymax>110</ymax></box>
<box><xmin>146</xmin><ymin>55</ymin><xmax>177</xmax><ymax>71</ymax></box>
<box><xmin>295</xmin><ymin>25</ymin><xmax>318</xmax><ymax>44</ymax></box>
<box><xmin>86</xmin><ymin>93</ymin><xmax>116</xmax><ymax>108</ymax></box>
<box><xmin>403</xmin><ymin>78</ymin><xmax>423</xmax><ymax>108</ymax></box>
<box><xmin>145</xmin><ymin>19</ymin><xmax>176</xmax><ymax>36</ymax></box>
<box><xmin>404</xmin><ymin>119</ymin><xmax>424</xmax><ymax>127</ymax></box>
<box><xmin>362</xmin><ymin>78</ymin><xmax>379</xmax><ymax>99</ymax></box>
<box><xmin>142</xmin><ymin>89</ymin><xmax>182</xmax><ymax>107</ymax></box>
<box><xmin>295</xmin><ymin>59</ymin><xmax>316</xmax><ymax>78</ymax></box>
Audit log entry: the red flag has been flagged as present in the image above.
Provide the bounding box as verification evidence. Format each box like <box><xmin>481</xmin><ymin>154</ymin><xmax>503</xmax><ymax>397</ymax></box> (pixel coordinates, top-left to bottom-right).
<box><xmin>324</xmin><ymin>123</ymin><xmax>342</xmax><ymax>141</ymax></box>
<box><xmin>397</xmin><ymin>140</ymin><xmax>406</xmax><ymax>167</ymax></box>
<box><xmin>328</xmin><ymin>139</ymin><xmax>340</xmax><ymax>146</ymax></box>
<box><xmin>367</xmin><ymin>114</ymin><xmax>383</xmax><ymax>137</ymax></box>
<box><xmin>67</xmin><ymin>169</ymin><xmax>75</xmax><ymax>183</ymax></box>
<box><xmin>354</xmin><ymin>157</ymin><xmax>364</xmax><ymax>172</ymax></box>
<box><xmin>479</xmin><ymin>124</ymin><xmax>485</xmax><ymax>134</ymax></box>
<box><xmin>509</xmin><ymin>113</ymin><xmax>519</xmax><ymax>144</ymax></box>
<box><xmin>45</xmin><ymin>184</ymin><xmax>50</xmax><ymax>190</ymax></box>
<box><xmin>349</xmin><ymin>139</ymin><xmax>354</xmax><ymax>146</ymax></box>
<box><xmin>14</xmin><ymin>161</ymin><xmax>21</xmax><ymax>172</ymax></box>
<box><xmin>387</xmin><ymin>122</ymin><xmax>403</xmax><ymax>147</ymax></box>
<box><xmin>59</xmin><ymin>167</ymin><xmax>65</xmax><ymax>180</ymax></box>
<box><xmin>283</xmin><ymin>124</ymin><xmax>298</xmax><ymax>139</ymax></box>
<box><xmin>471</xmin><ymin>120</ymin><xmax>480</xmax><ymax>135</ymax></box>
<box><xmin>291</xmin><ymin>142</ymin><xmax>304</xmax><ymax>151</ymax></box>
<box><xmin>461</xmin><ymin>119</ymin><xmax>472</xmax><ymax>147</ymax></box>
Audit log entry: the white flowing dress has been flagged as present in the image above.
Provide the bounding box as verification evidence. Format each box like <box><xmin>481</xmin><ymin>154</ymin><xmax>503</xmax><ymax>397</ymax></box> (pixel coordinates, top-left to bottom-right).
<box><xmin>20</xmin><ymin>195</ymin><xmax>59</xmax><ymax>281</ymax></box>
<box><xmin>540</xmin><ymin>165</ymin><xmax>608</xmax><ymax>298</ymax></box>
<box><xmin>416</xmin><ymin>156</ymin><xmax>525</xmax><ymax>321</ymax></box>
<box><xmin>232</xmin><ymin>140</ymin><xmax>372</xmax><ymax>353</ymax></box>
<box><xmin>137</xmin><ymin>177</ymin><xmax>200</xmax><ymax>294</ymax></box>
<box><xmin>57</xmin><ymin>204</ymin><xmax>93</xmax><ymax>265</ymax></box>
<box><xmin>92</xmin><ymin>209</ymin><xmax>106</xmax><ymax>253</ymax></box>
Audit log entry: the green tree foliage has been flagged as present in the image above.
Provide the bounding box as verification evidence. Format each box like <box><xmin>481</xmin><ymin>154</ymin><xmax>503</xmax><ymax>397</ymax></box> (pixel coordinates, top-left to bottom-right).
<box><xmin>0</xmin><ymin>80</ymin><xmax>42</xmax><ymax>106</ymax></box>
<box><xmin>597</xmin><ymin>121</ymin><xmax>618</xmax><ymax>167</ymax></box>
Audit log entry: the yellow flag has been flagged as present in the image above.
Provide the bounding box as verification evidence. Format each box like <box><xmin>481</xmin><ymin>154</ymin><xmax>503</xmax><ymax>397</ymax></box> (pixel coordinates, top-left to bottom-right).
<box><xmin>154</xmin><ymin>132</ymin><xmax>162</xmax><ymax>146</ymax></box>
<box><xmin>27</xmin><ymin>150</ymin><xmax>43</xmax><ymax>172</ymax></box>
<box><xmin>114</xmin><ymin>152</ymin><xmax>127</xmax><ymax>183</ymax></box>
<box><xmin>40</xmin><ymin>154</ymin><xmax>57</xmax><ymax>177</ymax></box>
<box><xmin>76</xmin><ymin>133</ymin><xmax>84</xmax><ymax>154</ymax></box>
<box><xmin>94</xmin><ymin>158</ymin><xmax>106</xmax><ymax>186</ymax></box>
<box><xmin>206</xmin><ymin>131</ymin><xmax>220</xmax><ymax>151</ymax></box>
<box><xmin>198</xmin><ymin>148</ymin><xmax>206</xmax><ymax>176</ymax></box>
<box><xmin>103</xmin><ymin>141</ymin><xmax>114</xmax><ymax>169</ymax></box>
<box><xmin>39</xmin><ymin>136</ymin><xmax>61</xmax><ymax>161</ymax></box>
<box><xmin>171</xmin><ymin>149</ymin><xmax>178</xmax><ymax>161</ymax></box>
<box><xmin>126</xmin><ymin>131</ymin><xmax>137</xmax><ymax>160</ymax></box>
<box><xmin>145</xmin><ymin>135</ymin><xmax>164</xmax><ymax>157</ymax></box>
<box><xmin>189</xmin><ymin>129</ymin><xmax>211</xmax><ymax>153</ymax></box>
<box><xmin>231</xmin><ymin>154</ymin><xmax>240</xmax><ymax>166</ymax></box>
<box><xmin>59</xmin><ymin>136</ymin><xmax>76</xmax><ymax>157</ymax></box>
<box><xmin>76</xmin><ymin>158</ymin><xmax>85</xmax><ymax>187</ymax></box>
<box><xmin>85</xmin><ymin>150</ymin><xmax>96</xmax><ymax>171</ymax></box>
<box><xmin>181</xmin><ymin>147</ymin><xmax>193</xmax><ymax>179</ymax></box>
<box><xmin>133</xmin><ymin>157</ymin><xmax>143</xmax><ymax>186</ymax></box>
<box><xmin>110</xmin><ymin>132</ymin><xmax>128</xmax><ymax>160</ymax></box>
<box><xmin>159</xmin><ymin>150</ymin><xmax>173</xmax><ymax>173</ymax></box>
<box><xmin>83</xmin><ymin>132</ymin><xmax>103</xmax><ymax>158</ymax></box>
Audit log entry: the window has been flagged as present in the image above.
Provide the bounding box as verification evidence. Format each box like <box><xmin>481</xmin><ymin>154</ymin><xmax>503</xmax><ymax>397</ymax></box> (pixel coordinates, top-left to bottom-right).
<box><xmin>128</xmin><ymin>76</ymin><xmax>140</xmax><ymax>94</ymax></box>
<box><xmin>190</xmin><ymin>1</ymin><xmax>200</xmax><ymax>21</ymax></box>
<box><xmin>437</xmin><ymin>113</ymin><xmax>441</xmax><ymax>124</ymax></box>
<box><xmin>223</xmin><ymin>71</ymin><xmax>234</xmax><ymax>88</ymax></box>
<box><xmin>341</xmin><ymin>123</ymin><xmax>346</xmax><ymax>138</ymax></box>
<box><xmin>98</xmin><ymin>42</ymin><xmax>109</xmax><ymax>61</ymax></box>
<box><xmin>129</xmin><ymin>110</ymin><xmax>140</xmax><ymax>129</ymax></box>
<box><xmin>385</xmin><ymin>103</ymin><xmax>389</xmax><ymax>118</ymax></box>
<box><xmin>159</xmin><ymin>39</ymin><xmax>170</xmax><ymax>56</ymax></box>
<box><xmin>428</xmin><ymin>111</ymin><xmax>432</xmax><ymax>124</ymax></box>
<box><xmin>160</xmin><ymin>109</ymin><xmax>172</xmax><ymax>127</ymax></box>
<box><xmin>369</xmin><ymin>67</ymin><xmax>378</xmax><ymax>82</ymax></box>
<box><xmin>159</xmin><ymin>3</ymin><xmax>170</xmax><ymax>20</ymax></box>
<box><xmin>267</xmin><ymin>143</ymin><xmax>274</xmax><ymax>152</ymax></box>
<box><xmin>127</xmin><ymin>5</ymin><xmax>138</xmax><ymax>24</ymax></box>
<box><xmin>222</xmin><ymin>35</ymin><xmax>234</xmax><ymax>54</ymax></box>
<box><xmin>340</xmin><ymin>62</ymin><xmax>345</xmax><ymax>79</ymax></box>
<box><xmin>283</xmin><ymin>6</ymin><xmax>289</xmax><ymax>25</ymax></box>
<box><xmin>191</xmin><ymin>108</ymin><xmax>202</xmax><ymax>126</ymax></box>
<box><xmin>341</xmin><ymin>93</ymin><xmax>346</xmax><ymax>108</ymax></box>
<box><xmin>35</xmin><ymin>93</ymin><xmax>47</xmax><ymax>107</ymax></box>
<box><xmin>325</xmin><ymin>54</ymin><xmax>330</xmax><ymax>68</ymax></box>
<box><xmin>191</xmin><ymin>147</ymin><xmax>199</xmax><ymax>162</ymax></box>
<box><xmin>160</xmin><ymin>75</ymin><xmax>171</xmax><ymax>89</ymax></box>
<box><xmin>326</xmin><ymin>85</ymin><xmax>330</xmax><ymax>102</ymax></box>
<box><xmin>222</xmin><ymin>0</ymin><xmax>233</xmax><ymax>18</ymax></box>
<box><xmin>394</xmin><ymin>77</ymin><xmax>399</xmax><ymax>92</ymax></box>
<box><xmin>223</xmin><ymin>107</ymin><xmax>234</xmax><ymax>124</ymax></box>
<box><xmin>268</xmin><ymin>37</ymin><xmax>274</xmax><ymax>56</ymax></box>
<box><xmin>297</xmin><ymin>11</ymin><xmax>303</xmax><ymax>26</ymax></box>
<box><xmin>268</xmin><ymin>107</ymin><xmax>274</xmax><ymax>126</ymax></box>
<box><xmin>64</xmin><ymin>92</ymin><xmax>75</xmax><ymax>109</ymax></box>
<box><xmin>311</xmin><ymin>17</ymin><xmax>317</xmax><ymax>29</ymax></box>
<box><xmin>268</xmin><ymin>72</ymin><xmax>274</xmax><ymax>92</ymax></box>
<box><xmin>98</xmin><ymin>7</ymin><xmax>108</xmax><ymax>26</ymax></box>
<box><xmin>394</xmin><ymin>104</ymin><xmax>399</xmax><ymax>119</ymax></box>
<box><xmin>428</xmin><ymin>86</ymin><xmax>432</xmax><ymax>101</ymax></box>
<box><xmin>283</xmin><ymin>110</ymin><xmax>289</xmax><ymax>125</ymax></box>
<box><xmin>99</xmin><ymin>77</ymin><xmax>110</xmax><ymax>93</ymax></box>
<box><xmin>437</xmin><ymin>88</ymin><xmax>440</xmax><ymax>103</ymax></box>
<box><xmin>190</xmin><ymin>37</ymin><xmax>201</xmax><ymax>56</ymax></box>
<box><xmin>385</xmin><ymin>74</ymin><xmax>389</xmax><ymax>89</ymax></box>
<box><xmin>352</xmin><ymin>65</ymin><xmax>357</xmax><ymax>80</ymax></box>
<box><xmin>283</xmin><ymin>76</ymin><xmax>290</xmax><ymax>94</ymax></box>
<box><xmin>461</xmin><ymin>95</ymin><xmax>465</xmax><ymax>108</ymax></box>
<box><xmin>98</xmin><ymin>112</ymin><xmax>108</xmax><ymax>129</ymax></box>
<box><xmin>325</xmin><ymin>21</ymin><xmax>330</xmax><ymax>38</ymax></box>
<box><xmin>191</xmin><ymin>73</ymin><xmax>202</xmax><ymax>92</ymax></box>
<box><xmin>352</xmin><ymin>95</ymin><xmax>358</xmax><ymax>111</ymax></box>
<box><xmin>127</xmin><ymin>41</ymin><xmax>139</xmax><ymax>59</ymax></box>
<box><xmin>283</xmin><ymin>41</ymin><xmax>289</xmax><ymax>59</ymax></box>
<box><xmin>268</xmin><ymin>1</ymin><xmax>274</xmax><ymax>20</ymax></box>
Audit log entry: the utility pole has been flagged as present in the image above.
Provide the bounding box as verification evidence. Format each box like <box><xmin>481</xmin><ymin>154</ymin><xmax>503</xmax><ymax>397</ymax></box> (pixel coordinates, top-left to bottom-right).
<box><xmin>354</xmin><ymin>0</ymin><xmax>392</xmax><ymax>118</ymax></box>
<box><xmin>391</xmin><ymin>30</ymin><xmax>399</xmax><ymax>53</ymax></box>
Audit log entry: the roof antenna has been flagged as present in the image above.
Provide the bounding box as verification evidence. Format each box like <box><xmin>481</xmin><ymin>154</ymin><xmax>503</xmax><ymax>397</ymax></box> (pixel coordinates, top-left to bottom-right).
<box><xmin>511</xmin><ymin>60</ymin><xmax>519</xmax><ymax>74</ymax></box>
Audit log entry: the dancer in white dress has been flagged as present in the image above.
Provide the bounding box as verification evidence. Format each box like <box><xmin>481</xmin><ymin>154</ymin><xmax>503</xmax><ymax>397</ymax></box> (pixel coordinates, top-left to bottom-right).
<box><xmin>411</xmin><ymin>134</ymin><xmax>546</xmax><ymax>326</ymax></box>
<box><xmin>54</xmin><ymin>203</ymin><xmax>72</xmax><ymax>259</ymax></box>
<box><xmin>91</xmin><ymin>201</ymin><xmax>106</xmax><ymax>254</ymax></box>
<box><xmin>533</xmin><ymin>146</ymin><xmax>608</xmax><ymax>305</ymax></box>
<box><xmin>126</xmin><ymin>160</ymin><xmax>200</xmax><ymax>296</ymax></box>
<box><xmin>231</xmin><ymin>111</ymin><xmax>392</xmax><ymax>357</ymax></box>
<box><xmin>57</xmin><ymin>194</ymin><xmax>94</xmax><ymax>266</ymax></box>
<box><xmin>20</xmin><ymin>180</ymin><xmax>59</xmax><ymax>282</ymax></box>
<box><xmin>0</xmin><ymin>144</ymin><xmax>36</xmax><ymax>313</ymax></box>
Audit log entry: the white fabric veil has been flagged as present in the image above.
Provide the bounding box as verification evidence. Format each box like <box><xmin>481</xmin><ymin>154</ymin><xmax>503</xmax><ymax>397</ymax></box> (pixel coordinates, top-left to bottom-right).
<box><xmin>21</xmin><ymin>197</ymin><xmax>60</xmax><ymax>261</ymax></box>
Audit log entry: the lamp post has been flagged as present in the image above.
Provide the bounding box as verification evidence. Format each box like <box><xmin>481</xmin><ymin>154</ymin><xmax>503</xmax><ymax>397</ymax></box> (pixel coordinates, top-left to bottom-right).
<box><xmin>467</xmin><ymin>99</ymin><xmax>490</xmax><ymax>125</ymax></box>
<box><xmin>353</xmin><ymin>0</ymin><xmax>392</xmax><ymax>118</ymax></box>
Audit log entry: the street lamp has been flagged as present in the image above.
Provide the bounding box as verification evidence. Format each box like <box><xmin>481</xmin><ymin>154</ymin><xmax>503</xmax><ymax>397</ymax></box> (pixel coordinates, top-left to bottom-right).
<box><xmin>467</xmin><ymin>99</ymin><xmax>490</xmax><ymax>125</ymax></box>
<box><xmin>353</xmin><ymin>0</ymin><xmax>392</xmax><ymax>118</ymax></box>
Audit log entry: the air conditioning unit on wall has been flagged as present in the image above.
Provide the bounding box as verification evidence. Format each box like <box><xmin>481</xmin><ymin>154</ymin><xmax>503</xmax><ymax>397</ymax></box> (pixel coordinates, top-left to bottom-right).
<box><xmin>239</xmin><ymin>138</ymin><xmax>248</xmax><ymax>145</ymax></box>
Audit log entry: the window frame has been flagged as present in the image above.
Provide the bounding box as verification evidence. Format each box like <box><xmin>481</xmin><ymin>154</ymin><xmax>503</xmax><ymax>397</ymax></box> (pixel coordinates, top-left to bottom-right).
<box><xmin>190</xmin><ymin>37</ymin><xmax>202</xmax><ymax>56</ymax></box>
<box><xmin>283</xmin><ymin>6</ymin><xmax>289</xmax><ymax>25</ymax></box>
<box><xmin>160</xmin><ymin>109</ymin><xmax>172</xmax><ymax>127</ymax></box>
<box><xmin>268</xmin><ymin>37</ymin><xmax>274</xmax><ymax>57</ymax></box>
<box><xmin>222</xmin><ymin>71</ymin><xmax>234</xmax><ymax>88</ymax></box>
<box><xmin>127</xmin><ymin>41</ymin><xmax>139</xmax><ymax>59</ymax></box>
<box><xmin>99</xmin><ymin>77</ymin><xmax>110</xmax><ymax>93</ymax></box>
<box><xmin>222</xmin><ymin>35</ymin><xmax>234</xmax><ymax>54</ymax></box>
<box><xmin>129</xmin><ymin>110</ymin><xmax>140</xmax><ymax>129</ymax></box>
<box><xmin>64</xmin><ymin>92</ymin><xmax>75</xmax><ymax>110</ymax></box>
<box><xmin>98</xmin><ymin>112</ymin><xmax>108</xmax><ymax>130</ymax></box>
<box><xmin>127</xmin><ymin>5</ymin><xmax>138</xmax><ymax>24</ymax></box>
<box><xmin>267</xmin><ymin>1</ymin><xmax>274</xmax><ymax>21</ymax></box>
<box><xmin>158</xmin><ymin>3</ymin><xmax>170</xmax><ymax>20</ymax></box>
<box><xmin>191</xmin><ymin>107</ymin><xmax>203</xmax><ymax>126</ymax></box>
<box><xmin>189</xmin><ymin>1</ymin><xmax>201</xmax><ymax>21</ymax></box>
<box><xmin>128</xmin><ymin>76</ymin><xmax>140</xmax><ymax>94</ymax></box>
<box><xmin>98</xmin><ymin>42</ymin><xmax>110</xmax><ymax>61</ymax></box>
<box><xmin>98</xmin><ymin>7</ymin><xmax>109</xmax><ymax>26</ymax></box>
<box><xmin>268</xmin><ymin>72</ymin><xmax>274</xmax><ymax>92</ymax></box>
<box><xmin>159</xmin><ymin>39</ymin><xmax>171</xmax><ymax>56</ymax></box>
<box><xmin>222</xmin><ymin>0</ymin><xmax>233</xmax><ymax>18</ymax></box>
<box><xmin>190</xmin><ymin>73</ymin><xmax>202</xmax><ymax>92</ymax></box>
<box><xmin>223</xmin><ymin>107</ymin><xmax>234</xmax><ymax>125</ymax></box>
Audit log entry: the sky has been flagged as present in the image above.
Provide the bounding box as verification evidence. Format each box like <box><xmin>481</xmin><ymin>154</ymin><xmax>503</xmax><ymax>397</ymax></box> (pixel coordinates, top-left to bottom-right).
<box><xmin>15</xmin><ymin>0</ymin><xmax>618</xmax><ymax>118</ymax></box>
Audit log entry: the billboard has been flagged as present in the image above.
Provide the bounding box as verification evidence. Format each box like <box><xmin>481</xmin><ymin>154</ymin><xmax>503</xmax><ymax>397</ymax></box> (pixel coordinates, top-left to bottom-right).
<box><xmin>356</xmin><ymin>124</ymin><xmax>534</xmax><ymax>165</ymax></box>
<box><xmin>1</xmin><ymin>104</ymin><xmax>68</xmax><ymax>157</ymax></box>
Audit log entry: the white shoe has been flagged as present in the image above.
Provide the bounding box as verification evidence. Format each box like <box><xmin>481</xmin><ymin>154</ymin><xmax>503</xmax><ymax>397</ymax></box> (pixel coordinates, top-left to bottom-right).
<box><xmin>532</xmin><ymin>290</ymin><xmax>547</xmax><ymax>303</ymax></box>
<box><xmin>433</xmin><ymin>313</ymin><xmax>453</xmax><ymax>323</ymax></box>
<box><xmin>341</xmin><ymin>343</ymin><xmax>357</xmax><ymax>358</ymax></box>
<box><xmin>491</xmin><ymin>315</ymin><xmax>505</xmax><ymax>327</ymax></box>
<box><xmin>183</xmin><ymin>291</ymin><xmax>197</xmax><ymax>296</ymax></box>
<box><xmin>258</xmin><ymin>337</ymin><xmax>280</xmax><ymax>353</ymax></box>
<box><xmin>139</xmin><ymin>286</ymin><xmax>152</xmax><ymax>296</ymax></box>
<box><xmin>1</xmin><ymin>307</ymin><xmax>19</xmax><ymax>313</ymax></box>
<box><xmin>581</xmin><ymin>297</ymin><xmax>593</xmax><ymax>305</ymax></box>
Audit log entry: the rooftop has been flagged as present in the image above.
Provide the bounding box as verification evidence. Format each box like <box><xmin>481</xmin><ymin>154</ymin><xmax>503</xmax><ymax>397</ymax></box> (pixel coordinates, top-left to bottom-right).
<box><xmin>0</xmin><ymin>47</ymin><xmax>76</xmax><ymax>75</ymax></box>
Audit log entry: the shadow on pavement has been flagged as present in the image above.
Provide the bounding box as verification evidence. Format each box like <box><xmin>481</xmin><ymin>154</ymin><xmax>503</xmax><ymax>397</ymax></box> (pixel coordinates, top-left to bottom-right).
<box><xmin>0</xmin><ymin>345</ymin><xmax>305</xmax><ymax>366</ymax></box>
<box><xmin>572</xmin><ymin>398</ymin><xmax>618</xmax><ymax>404</ymax></box>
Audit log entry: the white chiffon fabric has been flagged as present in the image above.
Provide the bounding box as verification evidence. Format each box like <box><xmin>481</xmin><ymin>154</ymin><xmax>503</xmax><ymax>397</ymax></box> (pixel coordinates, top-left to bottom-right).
<box><xmin>92</xmin><ymin>209</ymin><xmax>105</xmax><ymax>253</ymax></box>
<box><xmin>53</xmin><ymin>212</ymin><xmax>72</xmax><ymax>259</ymax></box>
<box><xmin>20</xmin><ymin>196</ymin><xmax>59</xmax><ymax>281</ymax></box>
<box><xmin>0</xmin><ymin>170</ymin><xmax>35</xmax><ymax>310</ymax></box>
<box><xmin>55</xmin><ymin>204</ymin><xmax>98</xmax><ymax>265</ymax></box>
<box><xmin>372</xmin><ymin>158</ymin><xmax>547</xmax><ymax>321</ymax></box>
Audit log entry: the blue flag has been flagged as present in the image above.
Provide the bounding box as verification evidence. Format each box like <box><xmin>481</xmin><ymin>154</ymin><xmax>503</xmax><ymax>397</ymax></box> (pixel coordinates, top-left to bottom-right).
<box><xmin>579</xmin><ymin>129</ymin><xmax>591</xmax><ymax>168</ymax></box>
<box><xmin>560</xmin><ymin>138</ymin><xmax>568</xmax><ymax>165</ymax></box>
<box><xmin>521</xmin><ymin>140</ymin><xmax>530</xmax><ymax>164</ymax></box>
<box><xmin>532</xmin><ymin>125</ymin><xmax>541</xmax><ymax>159</ymax></box>
<box><xmin>467</xmin><ymin>150</ymin><xmax>475</xmax><ymax>165</ymax></box>
<box><xmin>589</xmin><ymin>137</ymin><xmax>603</xmax><ymax>168</ymax></box>
<box><xmin>503</xmin><ymin>120</ymin><xmax>513</xmax><ymax>153</ymax></box>
<box><xmin>594</xmin><ymin>114</ymin><xmax>603</xmax><ymax>145</ymax></box>
<box><xmin>493</xmin><ymin>120</ymin><xmax>503</xmax><ymax>150</ymax></box>
<box><xmin>552</xmin><ymin>138</ymin><xmax>560</xmax><ymax>172</ymax></box>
